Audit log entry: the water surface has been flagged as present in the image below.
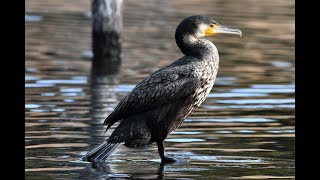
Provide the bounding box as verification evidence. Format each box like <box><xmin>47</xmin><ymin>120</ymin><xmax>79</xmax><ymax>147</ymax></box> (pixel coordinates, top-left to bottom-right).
<box><xmin>25</xmin><ymin>0</ymin><xmax>294</xmax><ymax>179</ymax></box>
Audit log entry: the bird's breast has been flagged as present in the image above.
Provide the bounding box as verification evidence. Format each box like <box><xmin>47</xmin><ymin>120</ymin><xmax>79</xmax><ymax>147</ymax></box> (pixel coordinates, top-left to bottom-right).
<box><xmin>192</xmin><ymin>52</ymin><xmax>219</xmax><ymax>107</ymax></box>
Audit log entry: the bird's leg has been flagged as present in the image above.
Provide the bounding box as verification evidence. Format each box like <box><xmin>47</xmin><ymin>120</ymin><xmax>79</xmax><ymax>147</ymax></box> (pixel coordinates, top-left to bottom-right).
<box><xmin>157</xmin><ymin>141</ymin><xmax>176</xmax><ymax>163</ymax></box>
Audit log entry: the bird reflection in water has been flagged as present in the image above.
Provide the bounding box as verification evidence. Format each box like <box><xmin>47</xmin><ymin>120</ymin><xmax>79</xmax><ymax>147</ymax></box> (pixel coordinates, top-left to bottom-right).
<box><xmin>89</xmin><ymin>160</ymin><xmax>187</xmax><ymax>180</ymax></box>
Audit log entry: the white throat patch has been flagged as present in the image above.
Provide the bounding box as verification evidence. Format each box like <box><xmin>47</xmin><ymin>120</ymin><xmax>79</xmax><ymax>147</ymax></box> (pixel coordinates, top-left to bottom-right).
<box><xmin>195</xmin><ymin>24</ymin><xmax>209</xmax><ymax>38</ymax></box>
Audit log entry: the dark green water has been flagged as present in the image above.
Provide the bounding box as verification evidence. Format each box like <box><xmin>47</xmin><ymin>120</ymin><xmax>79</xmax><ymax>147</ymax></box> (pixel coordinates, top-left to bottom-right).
<box><xmin>25</xmin><ymin>0</ymin><xmax>295</xmax><ymax>179</ymax></box>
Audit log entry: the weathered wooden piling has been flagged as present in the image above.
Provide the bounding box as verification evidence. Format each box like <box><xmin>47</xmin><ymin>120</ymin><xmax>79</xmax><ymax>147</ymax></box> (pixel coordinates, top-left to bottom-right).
<box><xmin>91</xmin><ymin>0</ymin><xmax>123</xmax><ymax>75</ymax></box>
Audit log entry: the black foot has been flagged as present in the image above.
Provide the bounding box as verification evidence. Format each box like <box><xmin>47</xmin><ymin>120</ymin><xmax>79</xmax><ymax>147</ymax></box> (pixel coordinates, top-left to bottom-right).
<box><xmin>91</xmin><ymin>161</ymin><xmax>111</xmax><ymax>172</ymax></box>
<box><xmin>161</xmin><ymin>156</ymin><xmax>176</xmax><ymax>164</ymax></box>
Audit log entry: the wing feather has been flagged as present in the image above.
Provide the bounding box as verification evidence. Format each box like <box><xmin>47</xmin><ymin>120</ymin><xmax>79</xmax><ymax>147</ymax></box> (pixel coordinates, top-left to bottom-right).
<box><xmin>103</xmin><ymin>63</ymin><xmax>199</xmax><ymax>131</ymax></box>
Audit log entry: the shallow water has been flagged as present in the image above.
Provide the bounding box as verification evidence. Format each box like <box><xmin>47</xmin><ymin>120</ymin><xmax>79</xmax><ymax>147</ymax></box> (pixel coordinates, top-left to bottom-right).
<box><xmin>25</xmin><ymin>0</ymin><xmax>295</xmax><ymax>179</ymax></box>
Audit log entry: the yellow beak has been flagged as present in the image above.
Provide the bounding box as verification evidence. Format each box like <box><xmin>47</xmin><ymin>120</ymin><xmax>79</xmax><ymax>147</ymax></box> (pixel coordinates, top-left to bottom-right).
<box><xmin>205</xmin><ymin>24</ymin><xmax>242</xmax><ymax>37</ymax></box>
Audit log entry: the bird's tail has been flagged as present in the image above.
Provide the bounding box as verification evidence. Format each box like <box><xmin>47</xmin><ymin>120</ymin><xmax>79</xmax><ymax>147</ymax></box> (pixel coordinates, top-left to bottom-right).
<box><xmin>81</xmin><ymin>141</ymin><xmax>122</xmax><ymax>162</ymax></box>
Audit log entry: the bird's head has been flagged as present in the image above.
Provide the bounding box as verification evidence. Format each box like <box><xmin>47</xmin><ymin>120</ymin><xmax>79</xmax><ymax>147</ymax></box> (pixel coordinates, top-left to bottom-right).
<box><xmin>176</xmin><ymin>15</ymin><xmax>242</xmax><ymax>39</ymax></box>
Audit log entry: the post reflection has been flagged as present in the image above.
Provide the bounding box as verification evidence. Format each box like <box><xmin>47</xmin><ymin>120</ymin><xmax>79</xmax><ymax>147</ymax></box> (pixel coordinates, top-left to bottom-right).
<box><xmin>90</xmin><ymin>73</ymin><xmax>119</xmax><ymax>126</ymax></box>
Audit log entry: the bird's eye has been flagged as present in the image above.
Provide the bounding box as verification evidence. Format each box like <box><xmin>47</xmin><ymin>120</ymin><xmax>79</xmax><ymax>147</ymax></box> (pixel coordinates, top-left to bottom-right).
<box><xmin>210</xmin><ymin>24</ymin><xmax>214</xmax><ymax>28</ymax></box>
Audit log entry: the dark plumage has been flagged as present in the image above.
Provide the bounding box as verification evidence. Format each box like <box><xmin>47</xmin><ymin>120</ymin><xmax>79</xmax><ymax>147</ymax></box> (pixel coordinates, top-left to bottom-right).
<box><xmin>82</xmin><ymin>15</ymin><xmax>242</xmax><ymax>163</ymax></box>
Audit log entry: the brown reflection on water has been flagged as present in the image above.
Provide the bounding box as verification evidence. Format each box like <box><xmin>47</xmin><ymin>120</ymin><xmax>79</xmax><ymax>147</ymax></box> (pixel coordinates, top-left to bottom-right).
<box><xmin>26</xmin><ymin>0</ymin><xmax>294</xmax><ymax>179</ymax></box>
<box><xmin>25</xmin><ymin>167</ymin><xmax>85</xmax><ymax>172</ymax></box>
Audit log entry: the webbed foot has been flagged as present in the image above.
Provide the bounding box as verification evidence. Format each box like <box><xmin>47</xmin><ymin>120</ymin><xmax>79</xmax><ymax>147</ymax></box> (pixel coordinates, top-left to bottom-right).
<box><xmin>161</xmin><ymin>156</ymin><xmax>176</xmax><ymax>164</ymax></box>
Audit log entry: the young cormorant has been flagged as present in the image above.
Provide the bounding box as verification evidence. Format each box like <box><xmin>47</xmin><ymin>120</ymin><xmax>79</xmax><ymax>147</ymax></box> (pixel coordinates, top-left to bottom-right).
<box><xmin>82</xmin><ymin>15</ymin><xmax>242</xmax><ymax>163</ymax></box>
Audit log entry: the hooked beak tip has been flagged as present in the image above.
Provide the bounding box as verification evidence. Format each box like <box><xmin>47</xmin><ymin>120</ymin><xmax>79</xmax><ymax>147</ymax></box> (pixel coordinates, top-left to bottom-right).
<box><xmin>238</xmin><ymin>29</ymin><xmax>242</xmax><ymax>37</ymax></box>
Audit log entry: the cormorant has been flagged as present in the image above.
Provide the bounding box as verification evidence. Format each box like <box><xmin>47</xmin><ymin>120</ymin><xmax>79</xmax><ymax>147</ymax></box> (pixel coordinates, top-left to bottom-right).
<box><xmin>82</xmin><ymin>15</ymin><xmax>242</xmax><ymax>163</ymax></box>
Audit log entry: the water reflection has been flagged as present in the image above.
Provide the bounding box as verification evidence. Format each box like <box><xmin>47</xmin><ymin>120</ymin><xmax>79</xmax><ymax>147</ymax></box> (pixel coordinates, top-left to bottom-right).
<box><xmin>25</xmin><ymin>0</ymin><xmax>294</xmax><ymax>179</ymax></box>
<box><xmin>216</xmin><ymin>98</ymin><xmax>294</xmax><ymax>104</ymax></box>
<box><xmin>83</xmin><ymin>158</ymin><xmax>214</xmax><ymax>180</ymax></box>
<box><xmin>89</xmin><ymin>74</ymin><xmax>120</xmax><ymax>123</ymax></box>
<box><xmin>231</xmin><ymin>88</ymin><xmax>294</xmax><ymax>93</ymax></box>
<box><xmin>25</xmin><ymin>104</ymin><xmax>42</xmax><ymax>109</ymax></box>
<box><xmin>77</xmin><ymin>153</ymin><xmax>269</xmax><ymax>179</ymax></box>
<box><xmin>25</xmin><ymin>14</ymin><xmax>43</xmax><ymax>22</ymax></box>
<box><xmin>185</xmin><ymin>118</ymin><xmax>276</xmax><ymax>123</ymax></box>
<box><xmin>80</xmin><ymin>74</ymin><xmax>122</xmax><ymax>160</ymax></box>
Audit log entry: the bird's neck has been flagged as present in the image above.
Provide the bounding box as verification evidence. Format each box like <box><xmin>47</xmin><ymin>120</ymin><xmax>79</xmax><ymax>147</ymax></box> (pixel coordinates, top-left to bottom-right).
<box><xmin>175</xmin><ymin>34</ymin><xmax>217</xmax><ymax>58</ymax></box>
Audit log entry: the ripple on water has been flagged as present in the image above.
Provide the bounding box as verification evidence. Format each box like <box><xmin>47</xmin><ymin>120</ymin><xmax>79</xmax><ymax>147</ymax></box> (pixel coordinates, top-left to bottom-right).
<box><xmin>30</xmin><ymin>109</ymin><xmax>50</xmax><ymax>112</ymax></box>
<box><xmin>26</xmin><ymin>67</ymin><xmax>37</xmax><ymax>72</ymax></box>
<box><xmin>271</xmin><ymin>61</ymin><xmax>292</xmax><ymax>67</ymax></box>
<box><xmin>61</xmin><ymin>92</ymin><xmax>85</xmax><ymax>97</ymax></box>
<box><xmin>36</xmin><ymin>79</ymin><xmax>87</xmax><ymax>84</ymax></box>
<box><xmin>25</xmin><ymin>76</ymin><xmax>40</xmax><ymax>81</ymax></box>
<box><xmin>216</xmin><ymin>99</ymin><xmax>295</xmax><ymax>104</ymax></box>
<box><xmin>216</xmin><ymin>130</ymin><xmax>256</xmax><ymax>134</ymax></box>
<box><xmin>216</xmin><ymin>130</ymin><xmax>232</xmax><ymax>134</ymax></box>
<box><xmin>203</xmin><ymin>104</ymin><xmax>295</xmax><ymax>109</ymax></box>
<box><xmin>171</xmin><ymin>131</ymin><xmax>202</xmax><ymax>135</ymax></box>
<box><xmin>186</xmin><ymin>118</ymin><xmax>276</xmax><ymax>123</ymax></box>
<box><xmin>267</xmin><ymin>130</ymin><xmax>295</xmax><ymax>133</ymax></box>
<box><xmin>52</xmin><ymin>108</ymin><xmax>65</xmax><ymax>112</ymax></box>
<box><xmin>165</xmin><ymin>138</ymin><xmax>205</xmax><ymax>142</ymax></box>
<box><xmin>207</xmin><ymin>92</ymin><xmax>267</xmax><ymax>98</ymax></box>
<box><xmin>235</xmin><ymin>130</ymin><xmax>256</xmax><ymax>133</ymax></box>
<box><xmin>64</xmin><ymin>99</ymin><xmax>75</xmax><ymax>102</ymax></box>
<box><xmin>251</xmin><ymin>84</ymin><xmax>295</xmax><ymax>89</ymax></box>
<box><xmin>71</xmin><ymin>76</ymin><xmax>88</xmax><ymax>80</ymax></box>
<box><xmin>25</xmin><ymin>83</ymin><xmax>55</xmax><ymax>88</ymax></box>
<box><xmin>231</xmin><ymin>88</ymin><xmax>294</xmax><ymax>93</ymax></box>
<box><xmin>114</xmin><ymin>85</ymin><xmax>136</xmax><ymax>92</ymax></box>
<box><xmin>215</xmin><ymin>77</ymin><xmax>237</xmax><ymax>85</ymax></box>
<box><xmin>81</xmin><ymin>50</ymin><xmax>93</xmax><ymax>59</ymax></box>
<box><xmin>26</xmin><ymin>79</ymin><xmax>88</xmax><ymax>88</ymax></box>
<box><xmin>60</xmin><ymin>88</ymin><xmax>83</xmax><ymax>93</ymax></box>
<box><xmin>108</xmin><ymin>174</ymin><xmax>132</xmax><ymax>178</ymax></box>
<box><xmin>41</xmin><ymin>92</ymin><xmax>56</xmax><ymax>97</ymax></box>
<box><xmin>25</xmin><ymin>104</ymin><xmax>42</xmax><ymax>109</ymax></box>
<box><xmin>189</xmin><ymin>155</ymin><xmax>263</xmax><ymax>163</ymax></box>
<box><xmin>165</xmin><ymin>167</ymin><xmax>209</xmax><ymax>172</ymax></box>
<box><xmin>25</xmin><ymin>14</ymin><xmax>43</xmax><ymax>22</ymax></box>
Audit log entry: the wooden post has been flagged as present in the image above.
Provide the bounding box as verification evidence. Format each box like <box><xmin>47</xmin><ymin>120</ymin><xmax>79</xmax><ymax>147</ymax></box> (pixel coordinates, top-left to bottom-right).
<box><xmin>91</xmin><ymin>0</ymin><xmax>123</xmax><ymax>75</ymax></box>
